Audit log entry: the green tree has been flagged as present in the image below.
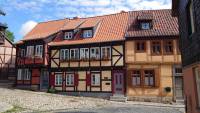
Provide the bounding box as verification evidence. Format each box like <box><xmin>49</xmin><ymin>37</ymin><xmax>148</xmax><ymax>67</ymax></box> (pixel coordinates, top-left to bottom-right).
<box><xmin>5</xmin><ymin>30</ymin><xmax>15</xmax><ymax>42</ymax></box>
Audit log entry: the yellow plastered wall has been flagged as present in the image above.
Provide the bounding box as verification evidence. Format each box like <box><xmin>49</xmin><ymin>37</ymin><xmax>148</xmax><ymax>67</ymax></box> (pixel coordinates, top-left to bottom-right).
<box><xmin>78</xmin><ymin>81</ymin><xmax>86</xmax><ymax>91</ymax></box>
<box><xmin>80</xmin><ymin>62</ymin><xmax>89</xmax><ymax>67</ymax></box>
<box><xmin>60</xmin><ymin>62</ymin><xmax>69</xmax><ymax>67</ymax></box>
<box><xmin>102</xmin><ymin>71</ymin><xmax>111</xmax><ymax>79</ymax></box>
<box><xmin>160</xmin><ymin>65</ymin><xmax>173</xmax><ymax>96</ymax></box>
<box><xmin>127</xmin><ymin>64</ymin><xmax>173</xmax><ymax>97</ymax></box>
<box><xmin>125</xmin><ymin>40</ymin><xmax>182</xmax><ymax>64</ymax></box>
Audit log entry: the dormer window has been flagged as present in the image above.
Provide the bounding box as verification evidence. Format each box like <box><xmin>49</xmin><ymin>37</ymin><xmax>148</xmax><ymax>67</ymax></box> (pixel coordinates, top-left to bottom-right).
<box><xmin>64</xmin><ymin>32</ymin><xmax>73</xmax><ymax>39</ymax></box>
<box><xmin>83</xmin><ymin>30</ymin><xmax>92</xmax><ymax>38</ymax></box>
<box><xmin>141</xmin><ymin>22</ymin><xmax>150</xmax><ymax>30</ymax></box>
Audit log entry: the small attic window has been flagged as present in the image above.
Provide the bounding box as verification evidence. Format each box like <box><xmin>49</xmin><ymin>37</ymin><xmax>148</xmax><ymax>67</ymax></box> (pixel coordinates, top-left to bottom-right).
<box><xmin>141</xmin><ymin>22</ymin><xmax>150</xmax><ymax>30</ymax></box>
<box><xmin>83</xmin><ymin>29</ymin><xmax>93</xmax><ymax>38</ymax></box>
<box><xmin>64</xmin><ymin>31</ymin><xmax>73</xmax><ymax>39</ymax></box>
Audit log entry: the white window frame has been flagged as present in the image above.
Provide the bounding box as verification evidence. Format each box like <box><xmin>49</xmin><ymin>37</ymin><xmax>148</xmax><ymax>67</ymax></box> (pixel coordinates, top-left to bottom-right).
<box><xmin>91</xmin><ymin>73</ymin><xmax>100</xmax><ymax>86</ymax></box>
<box><xmin>194</xmin><ymin>67</ymin><xmax>200</xmax><ymax>107</ymax></box>
<box><xmin>26</xmin><ymin>46</ymin><xmax>34</xmax><ymax>57</ymax></box>
<box><xmin>101</xmin><ymin>46</ymin><xmax>111</xmax><ymax>59</ymax></box>
<box><xmin>55</xmin><ymin>73</ymin><xmax>62</xmax><ymax>85</ymax></box>
<box><xmin>70</xmin><ymin>49</ymin><xmax>79</xmax><ymax>60</ymax></box>
<box><xmin>24</xmin><ymin>69</ymin><xmax>31</xmax><ymax>80</ymax></box>
<box><xmin>90</xmin><ymin>47</ymin><xmax>100</xmax><ymax>59</ymax></box>
<box><xmin>66</xmin><ymin>73</ymin><xmax>74</xmax><ymax>85</ymax></box>
<box><xmin>64</xmin><ymin>32</ymin><xmax>73</xmax><ymax>39</ymax></box>
<box><xmin>141</xmin><ymin>22</ymin><xmax>150</xmax><ymax>30</ymax></box>
<box><xmin>20</xmin><ymin>49</ymin><xmax>25</xmax><ymax>57</ymax></box>
<box><xmin>17</xmin><ymin>69</ymin><xmax>22</xmax><ymax>80</ymax></box>
<box><xmin>35</xmin><ymin>45</ymin><xmax>43</xmax><ymax>57</ymax></box>
<box><xmin>80</xmin><ymin>48</ymin><xmax>89</xmax><ymax>60</ymax></box>
<box><xmin>83</xmin><ymin>30</ymin><xmax>92</xmax><ymax>38</ymax></box>
<box><xmin>60</xmin><ymin>49</ymin><xmax>69</xmax><ymax>61</ymax></box>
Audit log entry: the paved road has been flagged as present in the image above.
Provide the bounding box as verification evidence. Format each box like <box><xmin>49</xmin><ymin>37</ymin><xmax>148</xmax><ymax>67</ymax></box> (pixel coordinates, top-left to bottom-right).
<box><xmin>49</xmin><ymin>103</ymin><xmax>184</xmax><ymax>113</ymax></box>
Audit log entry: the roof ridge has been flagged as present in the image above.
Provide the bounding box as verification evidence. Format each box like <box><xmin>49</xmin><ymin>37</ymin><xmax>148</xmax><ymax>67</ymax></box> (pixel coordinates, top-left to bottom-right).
<box><xmin>128</xmin><ymin>9</ymin><xmax>171</xmax><ymax>13</ymax></box>
<box><xmin>72</xmin><ymin>11</ymin><xmax>128</xmax><ymax>19</ymax></box>
<box><xmin>38</xmin><ymin>18</ymin><xmax>69</xmax><ymax>24</ymax></box>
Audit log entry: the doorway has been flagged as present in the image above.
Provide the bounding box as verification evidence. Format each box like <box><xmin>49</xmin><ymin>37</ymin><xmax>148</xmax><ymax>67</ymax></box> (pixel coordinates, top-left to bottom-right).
<box><xmin>113</xmin><ymin>70</ymin><xmax>124</xmax><ymax>95</ymax></box>
<box><xmin>40</xmin><ymin>69</ymin><xmax>49</xmax><ymax>90</ymax></box>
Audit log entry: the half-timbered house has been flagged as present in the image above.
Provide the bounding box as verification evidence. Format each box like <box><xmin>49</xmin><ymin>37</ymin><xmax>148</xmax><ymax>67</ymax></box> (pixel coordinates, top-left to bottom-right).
<box><xmin>16</xmin><ymin>19</ymin><xmax>67</xmax><ymax>90</ymax></box>
<box><xmin>48</xmin><ymin>12</ymin><xmax>128</xmax><ymax>97</ymax></box>
<box><xmin>0</xmin><ymin>10</ymin><xmax>16</xmax><ymax>84</ymax></box>
<box><xmin>125</xmin><ymin>9</ymin><xmax>182</xmax><ymax>102</ymax></box>
<box><xmin>172</xmin><ymin>0</ymin><xmax>200</xmax><ymax>112</ymax></box>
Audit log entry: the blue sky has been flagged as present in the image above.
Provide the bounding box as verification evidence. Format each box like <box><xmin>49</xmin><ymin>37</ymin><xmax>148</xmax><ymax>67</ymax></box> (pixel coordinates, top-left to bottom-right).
<box><xmin>0</xmin><ymin>0</ymin><xmax>171</xmax><ymax>42</ymax></box>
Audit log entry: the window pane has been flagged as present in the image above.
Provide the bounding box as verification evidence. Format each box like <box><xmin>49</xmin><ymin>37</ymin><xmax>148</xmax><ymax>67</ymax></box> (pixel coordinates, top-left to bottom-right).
<box><xmin>132</xmin><ymin>70</ymin><xmax>141</xmax><ymax>86</ymax></box>
<box><xmin>144</xmin><ymin>70</ymin><xmax>155</xmax><ymax>86</ymax></box>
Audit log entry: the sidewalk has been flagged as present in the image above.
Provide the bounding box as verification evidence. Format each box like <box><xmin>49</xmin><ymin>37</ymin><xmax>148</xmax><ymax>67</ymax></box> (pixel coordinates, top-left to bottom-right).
<box><xmin>0</xmin><ymin>102</ymin><xmax>13</xmax><ymax>113</ymax></box>
<box><xmin>125</xmin><ymin>101</ymin><xmax>185</xmax><ymax>108</ymax></box>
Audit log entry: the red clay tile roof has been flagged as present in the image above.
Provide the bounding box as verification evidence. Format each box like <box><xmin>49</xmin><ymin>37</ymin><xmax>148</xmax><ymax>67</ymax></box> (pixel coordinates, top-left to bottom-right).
<box><xmin>22</xmin><ymin>19</ymin><xmax>68</xmax><ymax>41</ymax></box>
<box><xmin>62</xmin><ymin>18</ymin><xmax>85</xmax><ymax>31</ymax></box>
<box><xmin>79</xmin><ymin>17</ymin><xmax>102</xmax><ymax>29</ymax></box>
<box><xmin>137</xmin><ymin>12</ymin><xmax>153</xmax><ymax>20</ymax></box>
<box><xmin>49</xmin><ymin>12</ymin><xmax>128</xmax><ymax>46</ymax></box>
<box><xmin>126</xmin><ymin>9</ymin><xmax>179</xmax><ymax>38</ymax></box>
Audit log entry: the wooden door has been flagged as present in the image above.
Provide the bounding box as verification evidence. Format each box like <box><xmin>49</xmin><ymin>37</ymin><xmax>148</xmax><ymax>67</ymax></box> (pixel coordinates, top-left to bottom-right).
<box><xmin>113</xmin><ymin>71</ymin><xmax>124</xmax><ymax>95</ymax></box>
<box><xmin>40</xmin><ymin>69</ymin><xmax>49</xmax><ymax>90</ymax></box>
<box><xmin>175</xmin><ymin>76</ymin><xmax>183</xmax><ymax>99</ymax></box>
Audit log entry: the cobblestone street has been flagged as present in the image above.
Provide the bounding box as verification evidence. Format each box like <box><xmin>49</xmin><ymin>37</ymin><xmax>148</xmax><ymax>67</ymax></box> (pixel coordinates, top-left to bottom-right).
<box><xmin>0</xmin><ymin>88</ymin><xmax>184</xmax><ymax>113</ymax></box>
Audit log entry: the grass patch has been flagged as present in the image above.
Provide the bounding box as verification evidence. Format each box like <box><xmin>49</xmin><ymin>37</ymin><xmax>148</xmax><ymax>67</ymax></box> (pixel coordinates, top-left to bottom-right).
<box><xmin>3</xmin><ymin>105</ymin><xmax>24</xmax><ymax>113</ymax></box>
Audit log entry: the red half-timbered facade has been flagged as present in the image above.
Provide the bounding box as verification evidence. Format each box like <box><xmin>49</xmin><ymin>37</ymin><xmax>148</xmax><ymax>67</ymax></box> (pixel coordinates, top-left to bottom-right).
<box><xmin>16</xmin><ymin>19</ymin><xmax>67</xmax><ymax>90</ymax></box>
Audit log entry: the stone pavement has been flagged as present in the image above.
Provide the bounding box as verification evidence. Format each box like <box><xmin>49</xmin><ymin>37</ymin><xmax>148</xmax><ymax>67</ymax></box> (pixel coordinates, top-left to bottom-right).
<box><xmin>0</xmin><ymin>102</ymin><xmax>13</xmax><ymax>113</ymax></box>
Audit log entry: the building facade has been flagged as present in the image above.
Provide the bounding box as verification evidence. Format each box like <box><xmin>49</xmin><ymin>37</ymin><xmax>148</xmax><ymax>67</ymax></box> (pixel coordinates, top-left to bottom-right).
<box><xmin>0</xmin><ymin>10</ymin><xmax>16</xmax><ymax>82</ymax></box>
<box><xmin>16</xmin><ymin>19</ymin><xmax>67</xmax><ymax>90</ymax></box>
<box><xmin>125</xmin><ymin>10</ymin><xmax>182</xmax><ymax>102</ymax></box>
<box><xmin>172</xmin><ymin>0</ymin><xmax>200</xmax><ymax>112</ymax></box>
<box><xmin>16</xmin><ymin>9</ymin><xmax>182</xmax><ymax>102</ymax></box>
<box><xmin>48</xmin><ymin>13</ymin><xmax>128</xmax><ymax>97</ymax></box>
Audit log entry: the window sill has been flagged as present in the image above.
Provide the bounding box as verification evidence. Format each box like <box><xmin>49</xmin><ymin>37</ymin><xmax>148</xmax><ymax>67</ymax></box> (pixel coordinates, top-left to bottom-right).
<box><xmin>60</xmin><ymin>60</ymin><xmax>70</xmax><ymax>63</ymax></box>
<box><xmin>101</xmin><ymin>58</ymin><xmax>111</xmax><ymax>61</ymax></box>
<box><xmin>54</xmin><ymin>85</ymin><xmax>62</xmax><ymax>87</ymax></box>
<box><xmin>80</xmin><ymin>59</ymin><xmax>90</xmax><ymax>62</ymax></box>
<box><xmin>151</xmin><ymin>53</ymin><xmax>162</xmax><ymax>56</ymax></box>
<box><xmin>66</xmin><ymin>85</ymin><xmax>74</xmax><ymax>87</ymax></box>
<box><xmin>132</xmin><ymin>85</ymin><xmax>158</xmax><ymax>89</ymax></box>
<box><xmin>135</xmin><ymin>51</ymin><xmax>146</xmax><ymax>53</ymax></box>
<box><xmin>70</xmin><ymin>59</ymin><xmax>80</xmax><ymax>62</ymax></box>
<box><xmin>90</xmin><ymin>59</ymin><xmax>100</xmax><ymax>61</ymax></box>
<box><xmin>163</xmin><ymin>52</ymin><xmax>174</xmax><ymax>55</ymax></box>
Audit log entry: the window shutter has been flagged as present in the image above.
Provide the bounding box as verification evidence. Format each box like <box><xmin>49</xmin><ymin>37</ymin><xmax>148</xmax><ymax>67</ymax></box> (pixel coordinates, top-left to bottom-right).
<box><xmin>50</xmin><ymin>73</ymin><xmax>55</xmax><ymax>87</ymax></box>
<box><xmin>154</xmin><ymin>68</ymin><xmax>160</xmax><ymax>87</ymax></box>
<box><xmin>86</xmin><ymin>72</ymin><xmax>91</xmax><ymax>86</ymax></box>
<box><xmin>127</xmin><ymin>70</ymin><xmax>132</xmax><ymax>86</ymax></box>
<box><xmin>74</xmin><ymin>73</ymin><xmax>79</xmax><ymax>86</ymax></box>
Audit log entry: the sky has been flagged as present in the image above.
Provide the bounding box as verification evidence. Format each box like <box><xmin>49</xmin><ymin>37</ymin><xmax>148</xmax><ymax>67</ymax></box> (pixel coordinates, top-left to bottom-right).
<box><xmin>0</xmin><ymin>0</ymin><xmax>172</xmax><ymax>42</ymax></box>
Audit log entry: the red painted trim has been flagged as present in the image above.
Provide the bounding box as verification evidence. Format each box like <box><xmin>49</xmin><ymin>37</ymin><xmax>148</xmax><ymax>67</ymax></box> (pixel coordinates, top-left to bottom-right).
<box><xmin>112</xmin><ymin>71</ymin><xmax>115</xmax><ymax>95</ymax></box>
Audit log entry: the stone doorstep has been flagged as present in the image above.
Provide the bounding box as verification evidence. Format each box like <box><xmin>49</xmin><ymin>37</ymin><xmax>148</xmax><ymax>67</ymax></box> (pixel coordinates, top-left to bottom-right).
<box><xmin>110</xmin><ymin>94</ymin><xmax>127</xmax><ymax>102</ymax></box>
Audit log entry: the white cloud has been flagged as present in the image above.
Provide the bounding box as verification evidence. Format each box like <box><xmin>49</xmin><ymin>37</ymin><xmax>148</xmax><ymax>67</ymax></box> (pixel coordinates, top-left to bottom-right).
<box><xmin>20</xmin><ymin>20</ymin><xmax>37</xmax><ymax>36</ymax></box>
